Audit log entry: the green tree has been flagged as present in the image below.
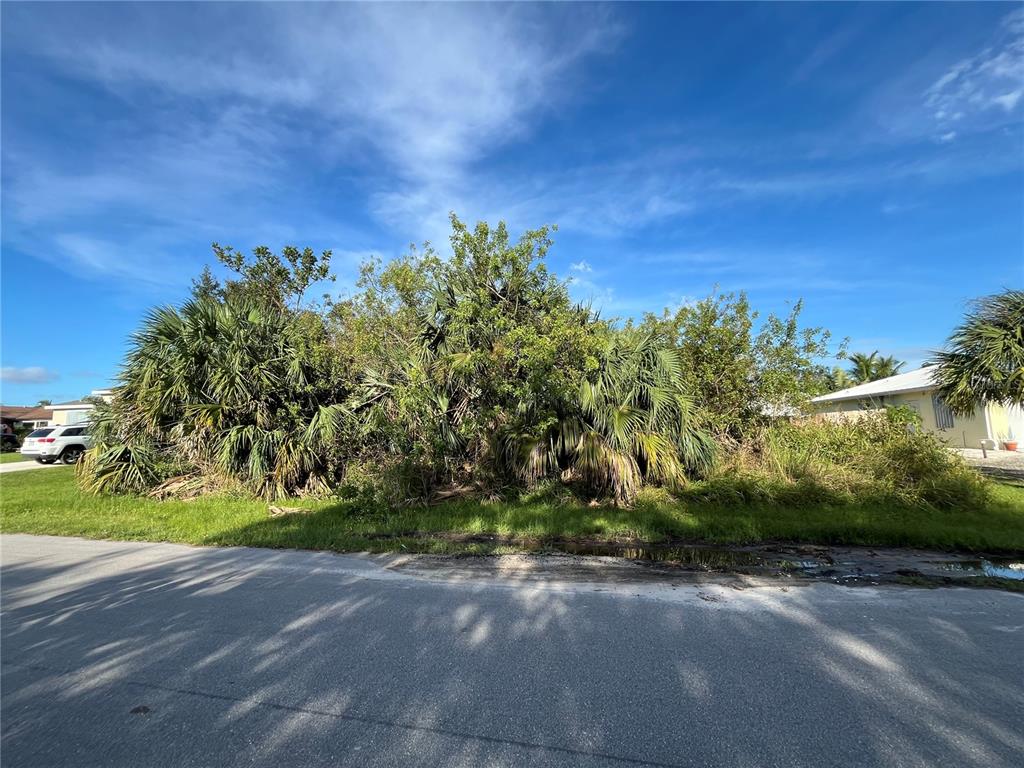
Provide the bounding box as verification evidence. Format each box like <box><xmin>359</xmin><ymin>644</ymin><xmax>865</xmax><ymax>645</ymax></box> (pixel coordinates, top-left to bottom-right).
<box><xmin>211</xmin><ymin>243</ymin><xmax>335</xmax><ymax>311</ymax></box>
<box><xmin>345</xmin><ymin>214</ymin><xmax>713</xmax><ymax>502</ymax></box>
<box><xmin>930</xmin><ymin>289</ymin><xmax>1024</xmax><ymax>415</ymax></box>
<box><xmin>846</xmin><ymin>351</ymin><xmax>904</xmax><ymax>384</ymax></box>
<box><xmin>872</xmin><ymin>354</ymin><xmax>905</xmax><ymax>380</ymax></box>
<box><xmin>642</xmin><ymin>293</ymin><xmax>838</xmax><ymax>436</ymax></box>
<box><xmin>347</xmin><ymin>214</ymin><xmax>608</xmax><ymax>494</ymax></box>
<box><xmin>80</xmin><ymin>296</ymin><xmax>352</xmax><ymax>497</ymax></box>
<box><xmin>826</xmin><ymin>366</ymin><xmax>852</xmax><ymax>392</ymax></box>
<box><xmin>847</xmin><ymin>351</ymin><xmax>878</xmax><ymax>384</ymax></box>
<box><xmin>36</xmin><ymin>399</ymin><xmax>52</xmax><ymax>407</ymax></box>
<box><xmin>190</xmin><ymin>265</ymin><xmax>223</xmax><ymax>302</ymax></box>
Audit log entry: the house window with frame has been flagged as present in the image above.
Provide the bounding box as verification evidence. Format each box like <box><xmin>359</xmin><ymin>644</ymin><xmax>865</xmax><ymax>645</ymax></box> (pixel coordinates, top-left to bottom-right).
<box><xmin>65</xmin><ymin>409</ymin><xmax>90</xmax><ymax>425</ymax></box>
<box><xmin>931</xmin><ymin>394</ymin><xmax>954</xmax><ymax>430</ymax></box>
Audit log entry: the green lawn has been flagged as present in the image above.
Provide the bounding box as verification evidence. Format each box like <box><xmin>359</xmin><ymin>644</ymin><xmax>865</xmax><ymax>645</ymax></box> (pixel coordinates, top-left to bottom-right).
<box><xmin>2</xmin><ymin>466</ymin><xmax>1023</xmax><ymax>554</ymax></box>
<box><xmin>0</xmin><ymin>453</ymin><xmax>31</xmax><ymax>464</ymax></box>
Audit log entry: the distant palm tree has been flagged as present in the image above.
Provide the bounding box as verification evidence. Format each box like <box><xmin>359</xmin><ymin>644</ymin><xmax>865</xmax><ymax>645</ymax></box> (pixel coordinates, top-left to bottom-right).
<box><xmin>827</xmin><ymin>366</ymin><xmax>853</xmax><ymax>392</ymax></box>
<box><xmin>930</xmin><ymin>289</ymin><xmax>1024</xmax><ymax>415</ymax></box>
<box><xmin>847</xmin><ymin>351</ymin><xmax>905</xmax><ymax>384</ymax></box>
<box><xmin>872</xmin><ymin>355</ymin><xmax>905</xmax><ymax>380</ymax></box>
<box><xmin>847</xmin><ymin>351</ymin><xmax>878</xmax><ymax>384</ymax></box>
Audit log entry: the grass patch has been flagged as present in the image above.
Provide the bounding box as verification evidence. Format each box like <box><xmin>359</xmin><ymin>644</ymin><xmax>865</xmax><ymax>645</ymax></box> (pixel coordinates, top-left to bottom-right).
<box><xmin>2</xmin><ymin>467</ymin><xmax>1024</xmax><ymax>554</ymax></box>
<box><xmin>0</xmin><ymin>453</ymin><xmax>31</xmax><ymax>464</ymax></box>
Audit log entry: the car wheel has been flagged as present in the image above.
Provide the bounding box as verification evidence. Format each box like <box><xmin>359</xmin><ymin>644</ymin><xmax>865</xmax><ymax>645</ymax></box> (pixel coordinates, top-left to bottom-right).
<box><xmin>61</xmin><ymin>447</ymin><xmax>84</xmax><ymax>465</ymax></box>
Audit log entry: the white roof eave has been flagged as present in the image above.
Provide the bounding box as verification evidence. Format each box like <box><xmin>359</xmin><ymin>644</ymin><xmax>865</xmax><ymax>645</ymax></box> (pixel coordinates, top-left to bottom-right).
<box><xmin>810</xmin><ymin>367</ymin><xmax>938</xmax><ymax>404</ymax></box>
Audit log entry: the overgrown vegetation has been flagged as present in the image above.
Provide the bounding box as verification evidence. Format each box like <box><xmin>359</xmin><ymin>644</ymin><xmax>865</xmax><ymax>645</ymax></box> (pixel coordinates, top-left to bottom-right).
<box><xmin>931</xmin><ymin>289</ymin><xmax>1024</xmax><ymax>415</ymax></box>
<box><xmin>700</xmin><ymin>411</ymin><xmax>988</xmax><ymax>512</ymax></box>
<box><xmin>5</xmin><ymin>467</ymin><xmax>1023</xmax><ymax>553</ymax></box>
<box><xmin>80</xmin><ymin>300</ymin><xmax>350</xmax><ymax>499</ymax></box>
<box><xmin>77</xmin><ymin>214</ymin><xmax>999</xmax><ymax>521</ymax></box>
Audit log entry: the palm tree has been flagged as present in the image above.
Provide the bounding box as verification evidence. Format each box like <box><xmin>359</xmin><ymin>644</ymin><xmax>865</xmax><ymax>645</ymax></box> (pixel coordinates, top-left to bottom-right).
<box><xmin>930</xmin><ymin>289</ymin><xmax>1024</xmax><ymax>415</ymax></box>
<box><xmin>497</xmin><ymin>331</ymin><xmax>714</xmax><ymax>502</ymax></box>
<box><xmin>846</xmin><ymin>351</ymin><xmax>905</xmax><ymax>384</ymax></box>
<box><xmin>871</xmin><ymin>354</ymin><xmax>905</xmax><ymax>380</ymax></box>
<box><xmin>80</xmin><ymin>298</ymin><xmax>349</xmax><ymax>499</ymax></box>
<box><xmin>847</xmin><ymin>351</ymin><xmax>878</xmax><ymax>384</ymax></box>
<box><xmin>826</xmin><ymin>366</ymin><xmax>852</xmax><ymax>392</ymax></box>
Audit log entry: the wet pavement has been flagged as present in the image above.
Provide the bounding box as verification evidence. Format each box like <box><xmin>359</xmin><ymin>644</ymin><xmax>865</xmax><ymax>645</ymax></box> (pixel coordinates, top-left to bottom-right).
<box><xmin>390</xmin><ymin>537</ymin><xmax>1024</xmax><ymax>590</ymax></box>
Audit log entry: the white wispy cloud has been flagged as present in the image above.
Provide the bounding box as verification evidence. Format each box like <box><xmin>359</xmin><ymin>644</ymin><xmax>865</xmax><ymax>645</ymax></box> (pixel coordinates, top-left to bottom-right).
<box><xmin>570</xmin><ymin>260</ymin><xmax>594</xmax><ymax>273</ymax></box>
<box><xmin>68</xmin><ymin>5</ymin><xmax>618</xmax><ymax>184</ymax></box>
<box><xmin>3</xmin><ymin>4</ymin><xmax>622</xmax><ymax>282</ymax></box>
<box><xmin>4</xmin><ymin>2</ymin><xmax>1020</xmax><ymax>296</ymax></box>
<box><xmin>924</xmin><ymin>9</ymin><xmax>1024</xmax><ymax>140</ymax></box>
<box><xmin>1</xmin><ymin>367</ymin><xmax>59</xmax><ymax>384</ymax></box>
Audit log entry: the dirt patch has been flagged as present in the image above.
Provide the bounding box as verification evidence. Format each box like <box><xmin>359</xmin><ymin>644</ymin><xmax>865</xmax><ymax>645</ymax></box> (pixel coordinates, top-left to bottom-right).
<box><xmin>380</xmin><ymin>536</ymin><xmax>1024</xmax><ymax>591</ymax></box>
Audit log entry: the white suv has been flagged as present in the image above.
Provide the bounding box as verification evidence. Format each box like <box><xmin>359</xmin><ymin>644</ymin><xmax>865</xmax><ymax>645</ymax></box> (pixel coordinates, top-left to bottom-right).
<box><xmin>20</xmin><ymin>426</ymin><xmax>93</xmax><ymax>465</ymax></box>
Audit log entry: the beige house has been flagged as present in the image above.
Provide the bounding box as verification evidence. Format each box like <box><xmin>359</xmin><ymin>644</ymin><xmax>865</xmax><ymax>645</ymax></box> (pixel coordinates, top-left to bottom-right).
<box><xmin>49</xmin><ymin>389</ymin><xmax>114</xmax><ymax>426</ymax></box>
<box><xmin>810</xmin><ymin>367</ymin><xmax>1023</xmax><ymax>449</ymax></box>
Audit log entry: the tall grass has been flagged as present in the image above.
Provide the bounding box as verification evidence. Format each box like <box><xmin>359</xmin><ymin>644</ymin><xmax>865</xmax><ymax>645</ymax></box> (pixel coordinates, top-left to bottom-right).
<box><xmin>690</xmin><ymin>412</ymin><xmax>989</xmax><ymax>511</ymax></box>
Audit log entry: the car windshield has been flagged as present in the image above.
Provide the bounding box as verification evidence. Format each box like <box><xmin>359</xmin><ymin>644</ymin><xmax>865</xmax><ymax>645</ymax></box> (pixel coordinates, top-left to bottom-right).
<box><xmin>27</xmin><ymin>429</ymin><xmax>54</xmax><ymax>438</ymax></box>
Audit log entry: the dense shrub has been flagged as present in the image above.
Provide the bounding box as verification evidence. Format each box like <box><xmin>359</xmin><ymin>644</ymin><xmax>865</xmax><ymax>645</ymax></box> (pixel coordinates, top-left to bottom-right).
<box><xmin>333</xmin><ymin>217</ymin><xmax>718</xmax><ymax>503</ymax></box>
<box><xmin>691</xmin><ymin>412</ymin><xmax>989</xmax><ymax>511</ymax></box>
<box><xmin>79</xmin><ymin>214</ymin><xmax>990</xmax><ymax>512</ymax></box>
<box><xmin>82</xmin><ymin>217</ymin><xmax>717</xmax><ymax>503</ymax></box>
<box><xmin>80</xmin><ymin>299</ymin><xmax>352</xmax><ymax>499</ymax></box>
<box><xmin>641</xmin><ymin>292</ymin><xmax>838</xmax><ymax>437</ymax></box>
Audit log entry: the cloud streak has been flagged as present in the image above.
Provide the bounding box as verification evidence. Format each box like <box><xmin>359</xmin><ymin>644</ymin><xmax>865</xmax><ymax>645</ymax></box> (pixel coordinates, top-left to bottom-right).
<box><xmin>2</xmin><ymin>367</ymin><xmax>59</xmax><ymax>384</ymax></box>
<box><xmin>924</xmin><ymin>8</ymin><xmax>1024</xmax><ymax>140</ymax></box>
<box><xmin>2</xmin><ymin>4</ymin><xmax>622</xmax><ymax>281</ymax></box>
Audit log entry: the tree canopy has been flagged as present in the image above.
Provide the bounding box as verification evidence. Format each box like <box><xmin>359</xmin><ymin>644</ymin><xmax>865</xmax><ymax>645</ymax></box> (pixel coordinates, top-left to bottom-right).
<box><xmin>845</xmin><ymin>351</ymin><xmax>905</xmax><ymax>385</ymax></box>
<box><xmin>81</xmin><ymin>215</ymin><xmax>847</xmax><ymax>503</ymax></box>
<box><xmin>930</xmin><ymin>289</ymin><xmax>1024</xmax><ymax>415</ymax></box>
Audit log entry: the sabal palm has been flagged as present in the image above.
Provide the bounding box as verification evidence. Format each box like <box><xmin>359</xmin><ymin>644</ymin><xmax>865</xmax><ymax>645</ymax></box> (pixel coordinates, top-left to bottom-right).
<box><xmin>498</xmin><ymin>331</ymin><xmax>714</xmax><ymax>502</ymax></box>
<box><xmin>931</xmin><ymin>289</ymin><xmax>1024</xmax><ymax>415</ymax></box>
<box><xmin>81</xmin><ymin>298</ymin><xmax>348</xmax><ymax>499</ymax></box>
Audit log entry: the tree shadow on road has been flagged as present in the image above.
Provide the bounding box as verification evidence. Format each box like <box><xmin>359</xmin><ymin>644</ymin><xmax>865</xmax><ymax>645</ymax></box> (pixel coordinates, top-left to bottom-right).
<box><xmin>2</xmin><ymin>539</ymin><xmax>1022</xmax><ymax>767</ymax></box>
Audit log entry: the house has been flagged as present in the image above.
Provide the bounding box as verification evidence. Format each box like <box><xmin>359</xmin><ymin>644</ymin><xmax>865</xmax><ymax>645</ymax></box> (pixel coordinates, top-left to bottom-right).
<box><xmin>49</xmin><ymin>389</ymin><xmax>114</xmax><ymax>426</ymax></box>
<box><xmin>16</xmin><ymin>406</ymin><xmax>54</xmax><ymax>429</ymax></box>
<box><xmin>810</xmin><ymin>367</ymin><xmax>1023</xmax><ymax>449</ymax></box>
<box><xmin>0</xmin><ymin>405</ymin><xmax>54</xmax><ymax>431</ymax></box>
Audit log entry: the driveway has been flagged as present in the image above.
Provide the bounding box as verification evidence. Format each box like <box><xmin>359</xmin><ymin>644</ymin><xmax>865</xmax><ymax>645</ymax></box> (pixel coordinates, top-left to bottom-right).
<box><xmin>0</xmin><ymin>459</ymin><xmax>64</xmax><ymax>474</ymax></box>
<box><xmin>2</xmin><ymin>534</ymin><xmax>1022</xmax><ymax>767</ymax></box>
<box><xmin>956</xmin><ymin>448</ymin><xmax>1024</xmax><ymax>482</ymax></box>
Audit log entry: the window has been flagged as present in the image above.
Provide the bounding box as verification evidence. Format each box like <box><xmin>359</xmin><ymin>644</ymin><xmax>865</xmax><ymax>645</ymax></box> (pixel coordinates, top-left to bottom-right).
<box><xmin>27</xmin><ymin>428</ymin><xmax>54</xmax><ymax>438</ymax></box>
<box><xmin>65</xmin><ymin>409</ymin><xmax>90</xmax><ymax>425</ymax></box>
<box><xmin>932</xmin><ymin>395</ymin><xmax>954</xmax><ymax>430</ymax></box>
<box><xmin>61</xmin><ymin>427</ymin><xmax>84</xmax><ymax>437</ymax></box>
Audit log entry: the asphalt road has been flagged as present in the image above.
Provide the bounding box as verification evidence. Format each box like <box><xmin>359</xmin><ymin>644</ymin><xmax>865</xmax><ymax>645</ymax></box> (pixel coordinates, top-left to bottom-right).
<box><xmin>0</xmin><ymin>459</ymin><xmax>61</xmax><ymax>474</ymax></box>
<box><xmin>2</xmin><ymin>535</ymin><xmax>1022</xmax><ymax>768</ymax></box>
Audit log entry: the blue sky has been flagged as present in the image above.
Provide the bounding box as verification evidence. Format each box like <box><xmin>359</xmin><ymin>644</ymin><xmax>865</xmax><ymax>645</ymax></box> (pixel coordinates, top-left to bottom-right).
<box><xmin>2</xmin><ymin>2</ymin><xmax>1022</xmax><ymax>404</ymax></box>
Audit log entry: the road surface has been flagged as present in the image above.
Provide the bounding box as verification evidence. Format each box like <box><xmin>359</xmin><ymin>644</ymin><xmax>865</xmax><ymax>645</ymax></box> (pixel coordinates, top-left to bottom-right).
<box><xmin>0</xmin><ymin>459</ymin><xmax>62</xmax><ymax>474</ymax></box>
<box><xmin>2</xmin><ymin>534</ymin><xmax>1022</xmax><ymax>767</ymax></box>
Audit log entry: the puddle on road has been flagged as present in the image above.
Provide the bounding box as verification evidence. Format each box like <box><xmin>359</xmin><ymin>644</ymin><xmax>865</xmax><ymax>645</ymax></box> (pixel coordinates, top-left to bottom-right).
<box><xmin>533</xmin><ymin>541</ymin><xmax>1024</xmax><ymax>584</ymax></box>
<box><xmin>533</xmin><ymin>541</ymin><xmax>824</xmax><ymax>571</ymax></box>
<box><xmin>934</xmin><ymin>559</ymin><xmax>1024</xmax><ymax>581</ymax></box>
<box><xmin>549</xmin><ymin>542</ymin><xmax>767</xmax><ymax>568</ymax></box>
<box><xmin>382</xmin><ymin>532</ymin><xmax>1023</xmax><ymax>587</ymax></box>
